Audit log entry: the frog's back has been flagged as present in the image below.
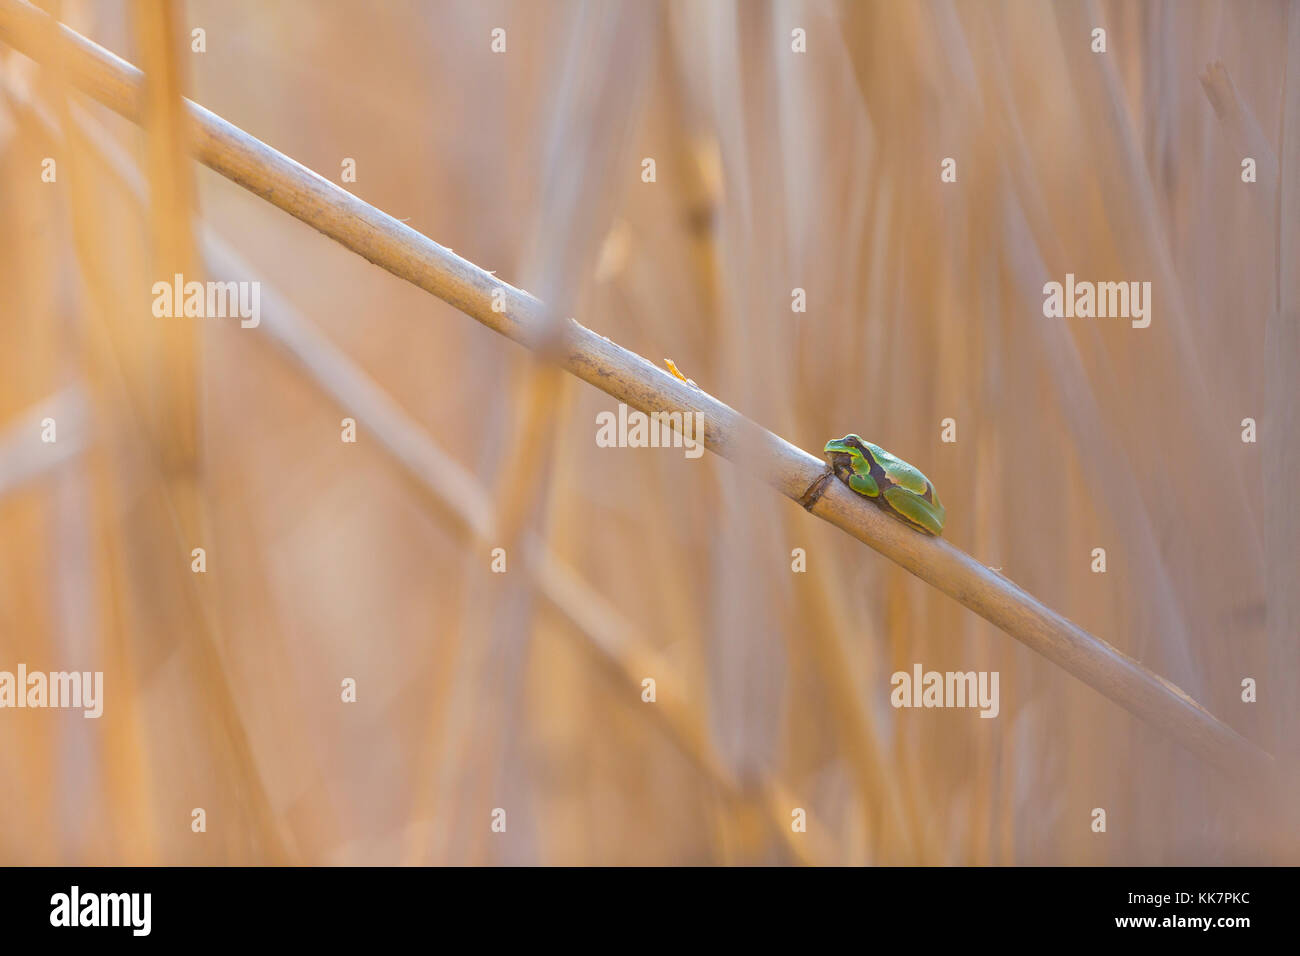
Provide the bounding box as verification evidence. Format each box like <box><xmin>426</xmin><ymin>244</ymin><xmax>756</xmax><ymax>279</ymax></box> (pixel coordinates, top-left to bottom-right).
<box><xmin>864</xmin><ymin>442</ymin><xmax>931</xmax><ymax>496</ymax></box>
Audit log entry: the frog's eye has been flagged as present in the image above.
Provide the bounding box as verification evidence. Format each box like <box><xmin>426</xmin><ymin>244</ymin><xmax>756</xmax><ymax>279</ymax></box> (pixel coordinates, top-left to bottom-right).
<box><xmin>842</xmin><ymin>434</ymin><xmax>867</xmax><ymax>452</ymax></box>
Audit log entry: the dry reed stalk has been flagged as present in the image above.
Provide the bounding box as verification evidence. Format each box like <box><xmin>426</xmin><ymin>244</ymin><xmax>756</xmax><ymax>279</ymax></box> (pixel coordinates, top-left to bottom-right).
<box><xmin>0</xmin><ymin>385</ymin><xmax>86</xmax><ymax>496</ymax></box>
<box><xmin>234</xmin><ymin>241</ymin><xmax>827</xmax><ymax>864</ymax></box>
<box><xmin>47</xmin><ymin>84</ymin><xmax>816</xmax><ymax>858</ymax></box>
<box><xmin>1198</xmin><ymin>60</ymin><xmax>1278</xmax><ymax>209</ymax></box>
<box><xmin>12</xmin><ymin>10</ymin><xmax>834</xmax><ymax>865</ymax></box>
<box><xmin>1267</xmin><ymin>8</ymin><xmax>1300</xmax><ymax>768</ymax></box>
<box><xmin>133</xmin><ymin>0</ymin><xmax>200</xmax><ymax>521</ymax></box>
<box><xmin>2</xmin><ymin>48</ymin><xmax>166</xmax><ymax>861</ymax></box>
<box><xmin>1051</xmin><ymin>1</ymin><xmax>1265</xmax><ymax>575</ymax></box>
<box><xmin>14</xmin><ymin>77</ymin><xmax>824</xmax><ymax>863</ymax></box>
<box><xmin>2</xmin><ymin>53</ymin><xmax>290</xmax><ymax>861</ymax></box>
<box><xmin>0</xmin><ymin>0</ymin><xmax>1278</xmax><ymax>787</ymax></box>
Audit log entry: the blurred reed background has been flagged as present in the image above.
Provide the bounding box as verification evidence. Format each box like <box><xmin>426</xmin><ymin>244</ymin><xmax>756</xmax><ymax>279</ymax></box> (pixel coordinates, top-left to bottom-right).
<box><xmin>0</xmin><ymin>0</ymin><xmax>1296</xmax><ymax>864</ymax></box>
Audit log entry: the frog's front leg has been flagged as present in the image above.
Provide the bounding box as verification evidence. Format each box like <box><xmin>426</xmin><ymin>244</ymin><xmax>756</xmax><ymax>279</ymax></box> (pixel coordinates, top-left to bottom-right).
<box><xmin>847</xmin><ymin>472</ymin><xmax>880</xmax><ymax>498</ymax></box>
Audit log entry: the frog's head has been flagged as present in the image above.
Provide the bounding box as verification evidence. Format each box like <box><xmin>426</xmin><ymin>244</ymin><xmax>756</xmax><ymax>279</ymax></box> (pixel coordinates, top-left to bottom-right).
<box><xmin>824</xmin><ymin>434</ymin><xmax>872</xmax><ymax>482</ymax></box>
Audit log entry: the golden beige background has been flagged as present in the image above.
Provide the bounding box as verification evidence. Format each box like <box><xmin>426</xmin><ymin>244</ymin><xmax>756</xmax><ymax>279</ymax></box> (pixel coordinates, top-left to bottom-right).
<box><xmin>0</xmin><ymin>0</ymin><xmax>1296</xmax><ymax>864</ymax></box>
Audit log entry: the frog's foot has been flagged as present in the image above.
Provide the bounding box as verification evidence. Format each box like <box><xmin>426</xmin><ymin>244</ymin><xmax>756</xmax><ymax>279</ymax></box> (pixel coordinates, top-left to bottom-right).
<box><xmin>798</xmin><ymin>469</ymin><xmax>834</xmax><ymax>511</ymax></box>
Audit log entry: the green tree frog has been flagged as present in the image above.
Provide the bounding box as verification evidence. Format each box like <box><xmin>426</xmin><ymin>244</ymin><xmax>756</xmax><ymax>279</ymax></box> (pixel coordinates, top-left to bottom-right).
<box><xmin>801</xmin><ymin>434</ymin><xmax>946</xmax><ymax>536</ymax></box>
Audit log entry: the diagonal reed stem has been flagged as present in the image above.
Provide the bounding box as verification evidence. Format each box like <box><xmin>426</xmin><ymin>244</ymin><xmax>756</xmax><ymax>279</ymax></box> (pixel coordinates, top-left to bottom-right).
<box><xmin>5</xmin><ymin>77</ymin><xmax>830</xmax><ymax>864</ymax></box>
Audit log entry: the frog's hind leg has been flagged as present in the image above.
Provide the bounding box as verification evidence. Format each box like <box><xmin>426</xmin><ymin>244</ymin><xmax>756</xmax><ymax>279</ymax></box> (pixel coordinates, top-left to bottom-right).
<box><xmin>882</xmin><ymin>485</ymin><xmax>944</xmax><ymax>535</ymax></box>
